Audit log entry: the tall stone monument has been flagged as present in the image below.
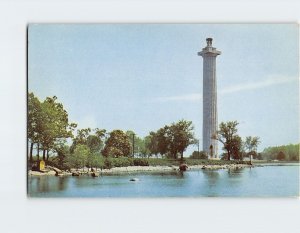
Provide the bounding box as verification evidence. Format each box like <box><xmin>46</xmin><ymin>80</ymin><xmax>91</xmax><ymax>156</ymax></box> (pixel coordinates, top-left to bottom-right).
<box><xmin>198</xmin><ymin>38</ymin><xmax>221</xmax><ymax>159</ymax></box>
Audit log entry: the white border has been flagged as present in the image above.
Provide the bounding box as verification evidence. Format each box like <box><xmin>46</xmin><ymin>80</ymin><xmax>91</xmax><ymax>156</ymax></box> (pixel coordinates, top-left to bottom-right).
<box><xmin>0</xmin><ymin>1</ymin><xmax>299</xmax><ymax>233</ymax></box>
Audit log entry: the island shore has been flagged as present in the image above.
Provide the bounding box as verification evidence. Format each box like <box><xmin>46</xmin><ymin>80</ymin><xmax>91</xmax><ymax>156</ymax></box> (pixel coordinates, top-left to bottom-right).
<box><xmin>28</xmin><ymin>163</ymin><xmax>255</xmax><ymax>176</ymax></box>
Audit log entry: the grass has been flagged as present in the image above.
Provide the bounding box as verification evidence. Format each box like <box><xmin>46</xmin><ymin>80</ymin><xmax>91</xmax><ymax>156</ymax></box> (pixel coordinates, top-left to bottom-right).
<box><xmin>147</xmin><ymin>158</ymin><xmax>250</xmax><ymax>166</ymax></box>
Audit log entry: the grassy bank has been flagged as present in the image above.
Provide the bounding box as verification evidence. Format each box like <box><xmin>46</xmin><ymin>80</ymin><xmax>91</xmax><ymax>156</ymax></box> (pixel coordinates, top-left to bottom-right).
<box><xmin>107</xmin><ymin>158</ymin><xmax>251</xmax><ymax>168</ymax></box>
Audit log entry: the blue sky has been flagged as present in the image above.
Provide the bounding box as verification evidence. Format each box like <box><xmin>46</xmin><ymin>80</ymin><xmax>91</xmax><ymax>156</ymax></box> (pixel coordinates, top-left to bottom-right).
<box><xmin>28</xmin><ymin>24</ymin><xmax>299</xmax><ymax>154</ymax></box>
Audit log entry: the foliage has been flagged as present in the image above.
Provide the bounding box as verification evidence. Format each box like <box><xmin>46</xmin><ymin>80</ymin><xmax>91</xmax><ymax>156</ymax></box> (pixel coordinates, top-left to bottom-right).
<box><xmin>214</xmin><ymin>121</ymin><xmax>241</xmax><ymax>160</ymax></box>
<box><xmin>28</xmin><ymin>93</ymin><xmax>43</xmax><ymax>161</ymax></box>
<box><xmin>27</xmin><ymin>92</ymin><xmax>77</xmax><ymax>161</ymax></box>
<box><xmin>244</xmin><ymin>136</ymin><xmax>260</xmax><ymax>162</ymax></box>
<box><xmin>261</xmin><ymin>143</ymin><xmax>299</xmax><ymax>161</ymax></box>
<box><xmin>104</xmin><ymin>157</ymin><xmax>113</xmax><ymax>169</ymax></box>
<box><xmin>102</xmin><ymin>130</ymin><xmax>131</xmax><ymax>157</ymax></box>
<box><xmin>67</xmin><ymin>144</ymin><xmax>90</xmax><ymax>169</ymax></box>
<box><xmin>145</xmin><ymin>120</ymin><xmax>196</xmax><ymax>159</ymax></box>
<box><xmin>133</xmin><ymin>158</ymin><xmax>149</xmax><ymax>166</ymax></box>
<box><xmin>87</xmin><ymin>152</ymin><xmax>105</xmax><ymax>169</ymax></box>
<box><xmin>70</xmin><ymin>128</ymin><xmax>106</xmax><ymax>154</ymax></box>
<box><xmin>111</xmin><ymin>157</ymin><xmax>134</xmax><ymax>167</ymax></box>
<box><xmin>190</xmin><ymin>151</ymin><xmax>208</xmax><ymax>159</ymax></box>
<box><xmin>55</xmin><ymin>142</ymin><xmax>71</xmax><ymax>169</ymax></box>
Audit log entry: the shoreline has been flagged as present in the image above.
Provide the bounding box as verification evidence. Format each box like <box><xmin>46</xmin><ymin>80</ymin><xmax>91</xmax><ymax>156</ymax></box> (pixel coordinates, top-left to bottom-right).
<box><xmin>28</xmin><ymin>163</ymin><xmax>256</xmax><ymax>176</ymax></box>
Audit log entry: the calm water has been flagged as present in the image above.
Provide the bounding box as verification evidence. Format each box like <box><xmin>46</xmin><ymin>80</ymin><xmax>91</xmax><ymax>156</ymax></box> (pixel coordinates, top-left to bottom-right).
<box><xmin>28</xmin><ymin>164</ymin><xmax>299</xmax><ymax>197</ymax></box>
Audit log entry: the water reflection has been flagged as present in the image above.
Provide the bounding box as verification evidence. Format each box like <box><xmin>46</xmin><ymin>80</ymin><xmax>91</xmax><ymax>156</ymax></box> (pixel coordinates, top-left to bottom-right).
<box><xmin>58</xmin><ymin>177</ymin><xmax>68</xmax><ymax>191</ymax></box>
<box><xmin>227</xmin><ymin>168</ymin><xmax>244</xmax><ymax>177</ymax></box>
<box><xmin>28</xmin><ymin>165</ymin><xmax>299</xmax><ymax>197</ymax></box>
<box><xmin>30</xmin><ymin>176</ymin><xmax>69</xmax><ymax>194</ymax></box>
<box><xmin>202</xmin><ymin>170</ymin><xmax>220</xmax><ymax>186</ymax></box>
<box><xmin>37</xmin><ymin>177</ymin><xmax>50</xmax><ymax>193</ymax></box>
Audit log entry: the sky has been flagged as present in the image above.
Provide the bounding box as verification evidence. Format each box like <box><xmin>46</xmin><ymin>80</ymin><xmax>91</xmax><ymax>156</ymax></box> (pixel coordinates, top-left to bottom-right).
<box><xmin>28</xmin><ymin>24</ymin><xmax>299</xmax><ymax>154</ymax></box>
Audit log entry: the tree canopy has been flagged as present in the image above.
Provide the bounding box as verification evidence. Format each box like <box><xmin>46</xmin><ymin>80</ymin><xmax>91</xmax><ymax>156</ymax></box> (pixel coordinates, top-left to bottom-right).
<box><xmin>28</xmin><ymin>93</ymin><xmax>76</xmax><ymax>162</ymax></box>
<box><xmin>145</xmin><ymin>120</ymin><xmax>196</xmax><ymax>160</ymax></box>
<box><xmin>102</xmin><ymin>130</ymin><xmax>131</xmax><ymax>157</ymax></box>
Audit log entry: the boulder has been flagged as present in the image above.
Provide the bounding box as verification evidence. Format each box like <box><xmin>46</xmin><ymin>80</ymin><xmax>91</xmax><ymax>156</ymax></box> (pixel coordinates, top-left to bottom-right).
<box><xmin>91</xmin><ymin>172</ymin><xmax>100</xmax><ymax>177</ymax></box>
<box><xmin>179</xmin><ymin>164</ymin><xmax>188</xmax><ymax>171</ymax></box>
<box><xmin>72</xmin><ymin>172</ymin><xmax>80</xmax><ymax>176</ymax></box>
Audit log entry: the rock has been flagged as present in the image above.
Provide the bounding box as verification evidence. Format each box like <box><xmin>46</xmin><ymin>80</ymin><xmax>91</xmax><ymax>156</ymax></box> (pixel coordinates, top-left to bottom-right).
<box><xmin>179</xmin><ymin>164</ymin><xmax>188</xmax><ymax>171</ymax></box>
<box><xmin>72</xmin><ymin>172</ymin><xmax>80</xmax><ymax>176</ymax></box>
<box><xmin>130</xmin><ymin>178</ymin><xmax>139</xmax><ymax>182</ymax></box>
<box><xmin>46</xmin><ymin>166</ymin><xmax>62</xmax><ymax>173</ymax></box>
<box><xmin>171</xmin><ymin>166</ymin><xmax>178</xmax><ymax>171</ymax></box>
<box><xmin>56</xmin><ymin>173</ymin><xmax>64</xmax><ymax>177</ymax></box>
<box><xmin>91</xmin><ymin>172</ymin><xmax>100</xmax><ymax>177</ymax></box>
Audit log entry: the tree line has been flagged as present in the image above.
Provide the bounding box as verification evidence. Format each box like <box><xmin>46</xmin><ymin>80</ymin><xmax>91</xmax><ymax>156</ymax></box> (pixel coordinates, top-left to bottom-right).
<box><xmin>212</xmin><ymin>121</ymin><xmax>260</xmax><ymax>162</ymax></box>
<box><xmin>29</xmin><ymin>93</ymin><xmax>269</xmax><ymax>169</ymax></box>
<box><xmin>261</xmin><ymin>144</ymin><xmax>299</xmax><ymax>161</ymax></box>
<box><xmin>28</xmin><ymin>93</ymin><xmax>197</xmax><ymax>169</ymax></box>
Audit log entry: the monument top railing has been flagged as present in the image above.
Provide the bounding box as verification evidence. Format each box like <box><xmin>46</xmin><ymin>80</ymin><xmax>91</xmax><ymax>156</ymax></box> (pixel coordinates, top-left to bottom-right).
<box><xmin>198</xmin><ymin>38</ymin><xmax>221</xmax><ymax>57</ymax></box>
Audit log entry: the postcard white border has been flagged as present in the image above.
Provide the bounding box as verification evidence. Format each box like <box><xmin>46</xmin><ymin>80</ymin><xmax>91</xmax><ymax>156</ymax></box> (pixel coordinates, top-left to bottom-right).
<box><xmin>0</xmin><ymin>1</ymin><xmax>299</xmax><ymax>233</ymax></box>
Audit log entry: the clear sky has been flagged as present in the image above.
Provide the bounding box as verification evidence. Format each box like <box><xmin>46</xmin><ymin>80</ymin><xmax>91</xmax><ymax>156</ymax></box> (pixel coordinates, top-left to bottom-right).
<box><xmin>28</xmin><ymin>24</ymin><xmax>299</xmax><ymax>154</ymax></box>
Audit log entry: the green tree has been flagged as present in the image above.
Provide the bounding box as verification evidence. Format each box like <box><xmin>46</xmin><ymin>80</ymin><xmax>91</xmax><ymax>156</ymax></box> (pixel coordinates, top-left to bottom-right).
<box><xmin>39</xmin><ymin>96</ymin><xmax>76</xmax><ymax>161</ymax></box>
<box><xmin>277</xmin><ymin>151</ymin><xmax>286</xmax><ymax>160</ymax></box>
<box><xmin>155</xmin><ymin>127</ymin><xmax>170</xmax><ymax>157</ymax></box>
<box><xmin>68</xmin><ymin>144</ymin><xmax>90</xmax><ymax>170</ymax></box>
<box><xmin>126</xmin><ymin>131</ymin><xmax>150</xmax><ymax>158</ymax></box>
<box><xmin>145</xmin><ymin>120</ymin><xmax>196</xmax><ymax>160</ymax></box>
<box><xmin>54</xmin><ymin>141</ymin><xmax>70</xmax><ymax>169</ymax></box>
<box><xmin>167</xmin><ymin>120</ymin><xmax>196</xmax><ymax>160</ymax></box>
<box><xmin>71</xmin><ymin>128</ymin><xmax>106</xmax><ymax>153</ymax></box>
<box><xmin>231</xmin><ymin>135</ymin><xmax>243</xmax><ymax>160</ymax></box>
<box><xmin>28</xmin><ymin>92</ymin><xmax>42</xmax><ymax>162</ymax></box>
<box><xmin>214</xmin><ymin>121</ymin><xmax>239</xmax><ymax>161</ymax></box>
<box><xmin>145</xmin><ymin>132</ymin><xmax>160</xmax><ymax>157</ymax></box>
<box><xmin>244</xmin><ymin>136</ymin><xmax>260</xmax><ymax>164</ymax></box>
<box><xmin>190</xmin><ymin>151</ymin><xmax>208</xmax><ymax>159</ymax></box>
<box><xmin>102</xmin><ymin>130</ymin><xmax>131</xmax><ymax>157</ymax></box>
<box><xmin>70</xmin><ymin>128</ymin><xmax>91</xmax><ymax>152</ymax></box>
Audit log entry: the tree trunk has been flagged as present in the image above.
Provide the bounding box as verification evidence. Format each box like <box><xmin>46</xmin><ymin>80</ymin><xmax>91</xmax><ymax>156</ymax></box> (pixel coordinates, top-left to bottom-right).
<box><xmin>227</xmin><ymin>151</ymin><xmax>230</xmax><ymax>161</ymax></box>
<box><xmin>46</xmin><ymin>150</ymin><xmax>49</xmax><ymax>161</ymax></box>
<box><xmin>180</xmin><ymin>151</ymin><xmax>184</xmax><ymax>161</ymax></box>
<box><xmin>29</xmin><ymin>142</ymin><xmax>34</xmax><ymax>163</ymax></box>
<box><xmin>37</xmin><ymin>143</ymin><xmax>40</xmax><ymax>161</ymax></box>
<box><xmin>43</xmin><ymin>149</ymin><xmax>46</xmax><ymax>161</ymax></box>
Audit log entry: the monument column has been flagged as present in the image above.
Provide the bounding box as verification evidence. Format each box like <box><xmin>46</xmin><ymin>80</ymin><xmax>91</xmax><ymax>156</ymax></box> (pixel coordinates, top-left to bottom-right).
<box><xmin>198</xmin><ymin>38</ymin><xmax>221</xmax><ymax>159</ymax></box>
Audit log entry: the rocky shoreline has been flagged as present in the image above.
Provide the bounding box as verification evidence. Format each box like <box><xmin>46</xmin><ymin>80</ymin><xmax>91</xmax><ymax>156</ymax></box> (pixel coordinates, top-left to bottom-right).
<box><xmin>28</xmin><ymin>163</ymin><xmax>255</xmax><ymax>176</ymax></box>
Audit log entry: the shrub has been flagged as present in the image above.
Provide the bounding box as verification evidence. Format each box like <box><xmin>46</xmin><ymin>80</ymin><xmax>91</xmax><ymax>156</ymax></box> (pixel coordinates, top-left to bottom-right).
<box><xmin>133</xmin><ymin>158</ymin><xmax>149</xmax><ymax>166</ymax></box>
<box><xmin>112</xmin><ymin>157</ymin><xmax>134</xmax><ymax>167</ymax></box>
<box><xmin>104</xmin><ymin>158</ymin><xmax>113</xmax><ymax>169</ymax></box>
<box><xmin>190</xmin><ymin>151</ymin><xmax>208</xmax><ymax>159</ymax></box>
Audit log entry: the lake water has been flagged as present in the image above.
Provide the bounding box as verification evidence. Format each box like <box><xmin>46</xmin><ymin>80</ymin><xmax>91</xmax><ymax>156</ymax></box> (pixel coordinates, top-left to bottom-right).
<box><xmin>28</xmin><ymin>164</ymin><xmax>299</xmax><ymax>197</ymax></box>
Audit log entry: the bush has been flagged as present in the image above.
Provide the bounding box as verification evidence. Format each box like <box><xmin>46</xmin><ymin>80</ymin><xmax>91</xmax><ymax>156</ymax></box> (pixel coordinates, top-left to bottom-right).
<box><xmin>133</xmin><ymin>158</ymin><xmax>149</xmax><ymax>166</ymax></box>
<box><xmin>111</xmin><ymin>157</ymin><xmax>134</xmax><ymax>167</ymax></box>
<box><xmin>147</xmin><ymin>158</ymin><xmax>180</xmax><ymax>166</ymax></box>
<box><xmin>104</xmin><ymin>158</ymin><xmax>113</xmax><ymax>169</ymax></box>
<box><xmin>190</xmin><ymin>151</ymin><xmax>208</xmax><ymax>159</ymax></box>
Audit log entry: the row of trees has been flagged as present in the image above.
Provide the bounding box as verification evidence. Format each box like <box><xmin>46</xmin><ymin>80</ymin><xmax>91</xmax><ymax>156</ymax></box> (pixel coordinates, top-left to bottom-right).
<box><xmin>145</xmin><ymin>120</ymin><xmax>196</xmax><ymax>160</ymax></box>
<box><xmin>29</xmin><ymin>93</ymin><xmax>267</xmax><ymax>169</ymax></box>
<box><xmin>28</xmin><ymin>93</ymin><xmax>76</xmax><ymax>163</ymax></box>
<box><xmin>261</xmin><ymin>144</ymin><xmax>299</xmax><ymax>161</ymax></box>
<box><xmin>212</xmin><ymin>121</ymin><xmax>260</xmax><ymax>161</ymax></box>
<box><xmin>28</xmin><ymin>93</ymin><xmax>197</xmax><ymax>167</ymax></box>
